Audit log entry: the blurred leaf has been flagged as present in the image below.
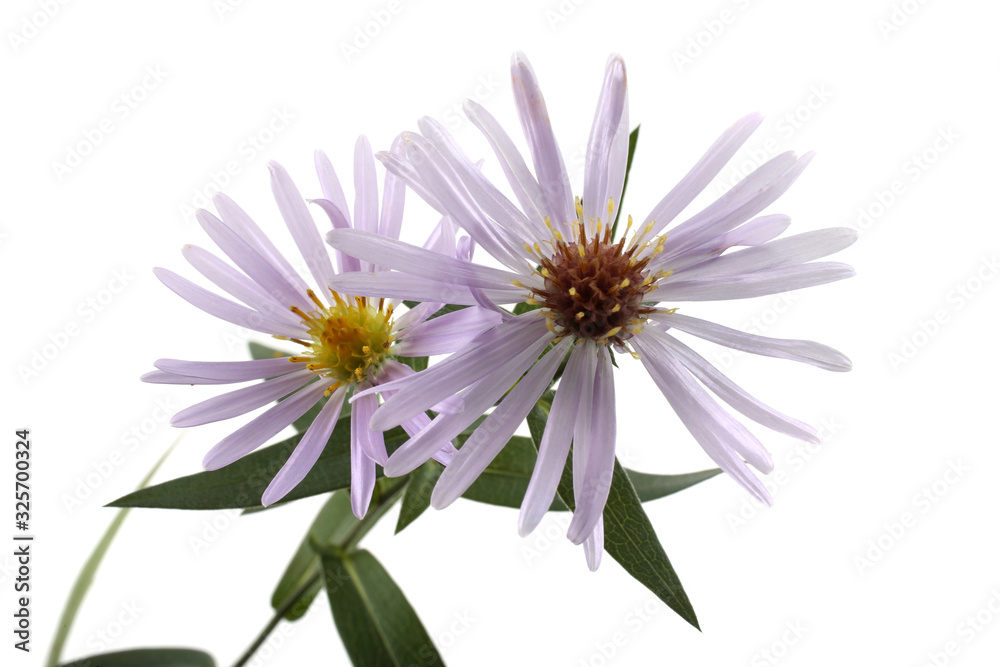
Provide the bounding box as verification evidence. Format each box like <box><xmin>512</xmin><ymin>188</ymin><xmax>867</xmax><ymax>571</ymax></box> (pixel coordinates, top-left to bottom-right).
<box><xmin>271</xmin><ymin>492</ymin><xmax>356</xmax><ymax>621</ymax></box>
<box><xmin>107</xmin><ymin>424</ymin><xmax>409</xmax><ymax>510</ymax></box>
<box><xmin>611</xmin><ymin>124</ymin><xmax>640</xmax><ymax>240</ymax></box>
<box><xmin>396</xmin><ymin>460</ymin><xmax>443</xmax><ymax>534</ymax></box>
<box><xmin>58</xmin><ymin>648</ymin><xmax>214</xmax><ymax>667</ymax></box>
<box><xmin>513</xmin><ymin>302</ymin><xmax>543</xmax><ymax>315</ymax></box>
<box><xmin>322</xmin><ymin>550</ymin><xmax>443</xmax><ymax>667</ymax></box>
<box><xmin>529</xmin><ymin>392</ymin><xmax>700</xmax><ymax>630</ymax></box>
<box><xmin>47</xmin><ymin>442</ymin><xmax>177</xmax><ymax>667</ymax></box>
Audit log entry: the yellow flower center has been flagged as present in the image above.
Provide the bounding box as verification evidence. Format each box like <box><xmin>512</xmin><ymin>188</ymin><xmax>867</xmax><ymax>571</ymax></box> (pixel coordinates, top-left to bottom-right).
<box><xmin>288</xmin><ymin>290</ymin><xmax>395</xmax><ymax>391</ymax></box>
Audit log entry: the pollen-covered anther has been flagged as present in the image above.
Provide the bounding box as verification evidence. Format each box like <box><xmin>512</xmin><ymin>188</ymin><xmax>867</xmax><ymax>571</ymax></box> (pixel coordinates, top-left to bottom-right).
<box><xmin>290</xmin><ymin>290</ymin><xmax>396</xmax><ymax>384</ymax></box>
<box><xmin>532</xmin><ymin>209</ymin><xmax>661</xmax><ymax>347</ymax></box>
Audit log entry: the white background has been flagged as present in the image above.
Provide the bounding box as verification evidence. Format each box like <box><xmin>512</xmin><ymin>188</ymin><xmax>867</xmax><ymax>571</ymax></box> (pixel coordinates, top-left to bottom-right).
<box><xmin>4</xmin><ymin>0</ymin><xmax>1000</xmax><ymax>665</ymax></box>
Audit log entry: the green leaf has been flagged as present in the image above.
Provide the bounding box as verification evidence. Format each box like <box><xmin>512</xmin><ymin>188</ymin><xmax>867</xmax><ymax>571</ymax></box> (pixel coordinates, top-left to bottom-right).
<box><xmin>513</xmin><ymin>301</ymin><xmax>543</xmax><ymax>315</ymax></box>
<box><xmin>529</xmin><ymin>391</ymin><xmax>701</xmax><ymax>630</ymax></box>
<box><xmin>395</xmin><ymin>460</ymin><xmax>443</xmax><ymax>534</ymax></box>
<box><xmin>611</xmin><ymin>124</ymin><xmax>640</xmax><ymax>240</ymax></box>
<box><xmin>322</xmin><ymin>549</ymin><xmax>444</xmax><ymax>667</ymax></box>
<box><xmin>58</xmin><ymin>648</ymin><xmax>215</xmax><ymax>667</ymax></box>
<box><xmin>271</xmin><ymin>492</ymin><xmax>357</xmax><ymax>621</ymax></box>
<box><xmin>107</xmin><ymin>424</ymin><xmax>409</xmax><ymax>510</ymax></box>
<box><xmin>48</xmin><ymin>442</ymin><xmax>177</xmax><ymax>667</ymax></box>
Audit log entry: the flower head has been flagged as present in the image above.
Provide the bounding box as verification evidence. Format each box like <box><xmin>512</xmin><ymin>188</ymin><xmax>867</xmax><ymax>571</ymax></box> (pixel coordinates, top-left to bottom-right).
<box><xmin>325</xmin><ymin>54</ymin><xmax>855</xmax><ymax>567</ymax></box>
<box><xmin>143</xmin><ymin>136</ymin><xmax>501</xmax><ymax>515</ymax></box>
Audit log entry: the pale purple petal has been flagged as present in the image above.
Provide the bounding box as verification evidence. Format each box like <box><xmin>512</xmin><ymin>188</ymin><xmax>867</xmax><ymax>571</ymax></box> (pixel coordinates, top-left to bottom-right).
<box><xmin>269</xmin><ymin>161</ymin><xmax>338</xmax><ymax>304</ymax></box>
<box><xmin>351</xmin><ymin>387</ymin><xmax>388</xmax><ymax>466</ymax></box>
<box><xmin>326</xmin><ymin>229</ymin><xmax>528</xmax><ymax>292</ymax></box>
<box><xmin>212</xmin><ymin>193</ymin><xmax>311</xmax><ymax>296</ymax></box>
<box><xmin>155</xmin><ymin>357</ymin><xmax>302</xmax><ymax>381</ymax></box>
<box><xmin>203</xmin><ymin>379</ymin><xmax>328</xmax><ymax>471</ymax></box>
<box><xmin>350</xmin><ymin>434</ymin><xmax>378</xmax><ymax>518</ymax></box>
<box><xmin>195</xmin><ymin>208</ymin><xmax>311</xmax><ymax>312</ymax></box>
<box><xmin>353</xmin><ymin>136</ymin><xmax>380</xmax><ymax>272</ymax></box>
<box><xmin>261</xmin><ymin>386</ymin><xmax>348</xmax><ymax>507</ymax></box>
<box><xmin>583</xmin><ymin>517</ymin><xmax>604</xmax><ymax>571</ymax></box>
<box><xmin>373</xmin><ymin>359</ymin><xmax>464</xmax><ymax>415</ymax></box>
<box><xmin>719</xmin><ymin>214</ymin><xmax>792</xmax><ymax>248</ymax></box>
<box><xmin>328</xmin><ymin>272</ymin><xmax>525</xmax><ymax>306</ymax></box>
<box><xmin>649</xmin><ymin>262</ymin><xmax>855</xmax><ymax>302</ymax></box>
<box><xmin>651</xmin><ymin>330</ymin><xmax>819</xmax><ymax>444</ymax></box>
<box><xmin>378</xmin><ymin>136</ymin><xmax>407</xmax><ymax>241</ymax></box>
<box><xmin>371</xmin><ymin>315</ymin><xmax>551</xmax><ymax>431</ymax></box>
<box><xmin>511</xmin><ymin>52</ymin><xmax>575</xmax><ymax>226</ymax></box>
<box><xmin>311</xmin><ymin>198</ymin><xmax>361</xmax><ymax>273</ymax></box>
<box><xmin>141</xmin><ymin>370</ymin><xmax>233</xmax><ymax>385</ymax></box>
<box><xmin>153</xmin><ymin>267</ymin><xmax>303</xmax><ymax>337</ymax></box>
<box><xmin>431</xmin><ymin>337</ymin><xmax>571</xmax><ymax>509</ymax></box>
<box><xmin>519</xmin><ymin>342</ymin><xmax>590</xmax><ymax>536</ymax></box>
<box><xmin>567</xmin><ymin>345</ymin><xmax>617</xmax><ymax>544</ymax></box>
<box><xmin>314</xmin><ymin>150</ymin><xmax>351</xmax><ymax>227</ymax></box>
<box><xmin>583</xmin><ymin>54</ymin><xmax>627</xmax><ymax>229</ymax></box>
<box><xmin>171</xmin><ymin>369</ymin><xmax>315</xmax><ymax>427</ymax></box>
<box><xmin>382</xmin><ymin>329</ymin><xmax>555</xmax><ymax>476</ymax></box>
<box><xmin>645</xmin><ymin>112</ymin><xmax>764</xmax><ymax>235</ymax></box>
<box><xmin>464</xmin><ymin>99</ymin><xmax>548</xmax><ymax>226</ymax></box>
<box><xmin>633</xmin><ymin>336</ymin><xmax>771</xmax><ymax>504</ymax></box>
<box><xmin>393</xmin><ymin>306</ymin><xmax>503</xmax><ymax>357</ymax></box>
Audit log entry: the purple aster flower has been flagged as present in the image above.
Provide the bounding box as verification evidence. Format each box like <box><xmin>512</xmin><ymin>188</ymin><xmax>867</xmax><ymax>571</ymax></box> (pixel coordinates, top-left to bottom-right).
<box><xmin>324</xmin><ymin>54</ymin><xmax>855</xmax><ymax>568</ymax></box>
<box><xmin>143</xmin><ymin>136</ymin><xmax>502</xmax><ymax>515</ymax></box>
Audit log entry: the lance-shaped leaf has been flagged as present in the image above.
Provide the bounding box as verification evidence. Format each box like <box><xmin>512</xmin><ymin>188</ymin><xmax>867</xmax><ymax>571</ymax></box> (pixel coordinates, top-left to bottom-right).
<box><xmin>107</xmin><ymin>425</ymin><xmax>408</xmax><ymax>510</ymax></box>
<box><xmin>322</xmin><ymin>549</ymin><xmax>443</xmax><ymax>667</ymax></box>
<box><xmin>528</xmin><ymin>391</ymin><xmax>701</xmax><ymax>629</ymax></box>
<box><xmin>58</xmin><ymin>648</ymin><xmax>214</xmax><ymax>667</ymax></box>
<box><xmin>396</xmin><ymin>460</ymin><xmax>443</xmax><ymax>534</ymax></box>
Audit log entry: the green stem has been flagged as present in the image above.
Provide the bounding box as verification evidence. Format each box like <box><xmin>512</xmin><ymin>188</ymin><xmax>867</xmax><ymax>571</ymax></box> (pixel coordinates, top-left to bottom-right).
<box><xmin>230</xmin><ymin>478</ymin><xmax>408</xmax><ymax>667</ymax></box>
<box><xmin>230</xmin><ymin>569</ymin><xmax>322</xmax><ymax>667</ymax></box>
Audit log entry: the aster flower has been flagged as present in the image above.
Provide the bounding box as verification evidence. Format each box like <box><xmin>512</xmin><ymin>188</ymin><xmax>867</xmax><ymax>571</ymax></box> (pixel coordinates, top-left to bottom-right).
<box><xmin>142</xmin><ymin>136</ymin><xmax>502</xmax><ymax>515</ymax></box>
<box><xmin>324</xmin><ymin>53</ymin><xmax>855</xmax><ymax>567</ymax></box>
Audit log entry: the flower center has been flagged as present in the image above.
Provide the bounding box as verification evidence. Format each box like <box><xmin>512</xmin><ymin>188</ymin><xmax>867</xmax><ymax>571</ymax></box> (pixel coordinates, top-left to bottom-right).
<box><xmin>525</xmin><ymin>201</ymin><xmax>669</xmax><ymax>347</ymax></box>
<box><xmin>288</xmin><ymin>290</ymin><xmax>395</xmax><ymax>388</ymax></box>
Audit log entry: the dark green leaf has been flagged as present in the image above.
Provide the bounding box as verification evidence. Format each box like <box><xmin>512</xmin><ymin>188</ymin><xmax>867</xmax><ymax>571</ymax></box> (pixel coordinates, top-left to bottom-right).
<box><xmin>271</xmin><ymin>492</ymin><xmax>357</xmax><ymax>621</ymax></box>
<box><xmin>513</xmin><ymin>301</ymin><xmax>543</xmax><ymax>315</ymax></box>
<box><xmin>396</xmin><ymin>460</ymin><xmax>443</xmax><ymax>534</ymax></box>
<box><xmin>611</xmin><ymin>124</ymin><xmax>640</xmax><ymax>240</ymax></box>
<box><xmin>529</xmin><ymin>391</ymin><xmax>700</xmax><ymax>629</ymax></box>
<box><xmin>107</xmin><ymin>424</ymin><xmax>409</xmax><ymax>510</ymax></box>
<box><xmin>58</xmin><ymin>648</ymin><xmax>215</xmax><ymax>667</ymax></box>
<box><xmin>322</xmin><ymin>550</ymin><xmax>443</xmax><ymax>667</ymax></box>
<box><xmin>461</xmin><ymin>435</ymin><xmax>568</xmax><ymax>511</ymax></box>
